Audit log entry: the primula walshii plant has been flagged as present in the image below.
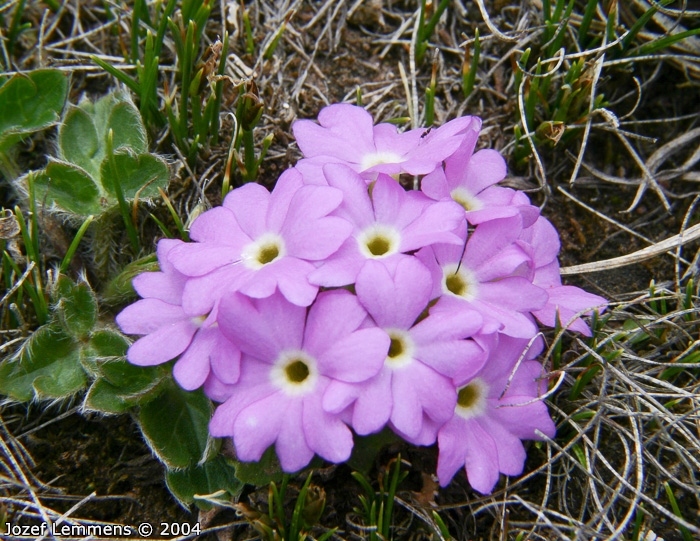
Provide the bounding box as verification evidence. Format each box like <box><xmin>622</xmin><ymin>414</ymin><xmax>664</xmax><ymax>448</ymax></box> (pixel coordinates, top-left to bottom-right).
<box><xmin>117</xmin><ymin>104</ymin><xmax>607</xmax><ymax>494</ymax></box>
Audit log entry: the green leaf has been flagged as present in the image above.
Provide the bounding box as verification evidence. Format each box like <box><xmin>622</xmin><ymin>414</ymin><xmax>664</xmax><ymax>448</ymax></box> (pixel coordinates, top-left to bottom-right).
<box><xmin>32</xmin><ymin>163</ymin><xmax>103</xmax><ymax>216</ymax></box>
<box><xmin>90</xmin><ymin>355</ymin><xmax>165</xmax><ymax>400</ymax></box>
<box><xmin>99</xmin><ymin>150</ymin><xmax>169</xmax><ymax>200</ymax></box>
<box><xmin>59</xmin><ymin>106</ymin><xmax>101</xmax><ymax>179</ymax></box>
<box><xmin>100</xmin><ymin>253</ymin><xmax>159</xmax><ymax>307</ymax></box>
<box><xmin>83</xmin><ymin>361</ymin><xmax>165</xmax><ymax>414</ymax></box>
<box><xmin>0</xmin><ymin>69</ymin><xmax>68</xmax><ymax>151</ymax></box>
<box><xmin>89</xmin><ymin>329</ymin><xmax>130</xmax><ymax>357</ymax></box>
<box><xmin>165</xmin><ymin>456</ymin><xmax>243</xmax><ymax>508</ymax></box>
<box><xmin>55</xmin><ymin>276</ymin><xmax>98</xmax><ymax>339</ymax></box>
<box><xmin>108</xmin><ymin>102</ymin><xmax>148</xmax><ymax>154</ymax></box>
<box><xmin>0</xmin><ymin>325</ymin><xmax>84</xmax><ymax>401</ymax></box>
<box><xmin>33</xmin><ymin>348</ymin><xmax>87</xmax><ymax>398</ymax></box>
<box><xmin>347</xmin><ymin>428</ymin><xmax>401</xmax><ymax>475</ymax></box>
<box><xmin>232</xmin><ymin>445</ymin><xmax>285</xmax><ymax>486</ymax></box>
<box><xmin>83</xmin><ymin>378</ymin><xmax>135</xmax><ymax>414</ymax></box>
<box><xmin>138</xmin><ymin>384</ymin><xmax>212</xmax><ymax>469</ymax></box>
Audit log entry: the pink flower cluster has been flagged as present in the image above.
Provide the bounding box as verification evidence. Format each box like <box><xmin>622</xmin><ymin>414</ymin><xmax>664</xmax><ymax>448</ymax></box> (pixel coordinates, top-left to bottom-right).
<box><xmin>117</xmin><ymin>105</ymin><xmax>606</xmax><ymax>494</ymax></box>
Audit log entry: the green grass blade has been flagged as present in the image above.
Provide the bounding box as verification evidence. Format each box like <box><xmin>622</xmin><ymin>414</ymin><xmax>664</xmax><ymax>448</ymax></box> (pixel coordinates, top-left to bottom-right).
<box><xmin>91</xmin><ymin>56</ymin><xmax>141</xmax><ymax>94</ymax></box>
<box><xmin>632</xmin><ymin>27</ymin><xmax>700</xmax><ymax>56</ymax></box>
<box><xmin>621</xmin><ymin>0</ymin><xmax>673</xmax><ymax>53</ymax></box>
<box><xmin>462</xmin><ymin>28</ymin><xmax>480</xmax><ymax>99</ymax></box>
<box><xmin>578</xmin><ymin>0</ymin><xmax>599</xmax><ymax>48</ymax></box>
<box><xmin>60</xmin><ymin>215</ymin><xmax>95</xmax><ymax>273</ymax></box>
<box><xmin>106</xmin><ymin>130</ymin><xmax>140</xmax><ymax>251</ymax></box>
<box><xmin>664</xmin><ymin>482</ymin><xmax>693</xmax><ymax>541</ymax></box>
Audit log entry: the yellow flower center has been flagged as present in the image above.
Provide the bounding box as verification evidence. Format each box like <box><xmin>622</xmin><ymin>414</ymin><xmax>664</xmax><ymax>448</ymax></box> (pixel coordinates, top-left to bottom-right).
<box><xmin>357</xmin><ymin>225</ymin><xmax>400</xmax><ymax>260</ymax></box>
<box><xmin>442</xmin><ymin>263</ymin><xmax>478</xmax><ymax>301</ymax></box>
<box><xmin>455</xmin><ymin>378</ymin><xmax>488</xmax><ymax>419</ymax></box>
<box><xmin>271</xmin><ymin>350</ymin><xmax>318</xmax><ymax>396</ymax></box>
<box><xmin>384</xmin><ymin>329</ymin><xmax>414</xmax><ymax>369</ymax></box>
<box><xmin>450</xmin><ymin>187</ymin><xmax>483</xmax><ymax>212</ymax></box>
<box><xmin>242</xmin><ymin>233</ymin><xmax>286</xmax><ymax>270</ymax></box>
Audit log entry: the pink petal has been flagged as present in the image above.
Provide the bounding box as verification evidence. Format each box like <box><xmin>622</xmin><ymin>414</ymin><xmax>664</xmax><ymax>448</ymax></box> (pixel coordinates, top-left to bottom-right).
<box><xmin>461</xmin><ymin>149</ymin><xmax>507</xmax><ymax>194</ymax></box>
<box><xmin>478</xmin><ymin>417</ymin><xmax>527</xmax><ymax>476</ymax></box>
<box><xmin>293</xmin><ymin>104</ymin><xmax>375</xmax><ymax>161</ymax></box>
<box><xmin>172</xmin><ymin>326</ymin><xmax>217</xmax><ymax>390</ymax></box>
<box><xmin>488</xmin><ymin>397</ymin><xmax>556</xmax><ymax>441</ymax></box>
<box><xmin>168</xmin><ymin>243</ymin><xmax>243</xmax><ymax>277</ymax></box>
<box><xmin>218</xmin><ymin>292</ymin><xmax>305</xmax><ymax>362</ymax></box>
<box><xmin>127</xmin><ymin>320</ymin><xmax>197</xmax><ymax>366</ymax></box>
<box><xmin>117</xmin><ymin>299</ymin><xmax>186</xmax><ymax>335</ymax></box>
<box><xmin>209</xmin><ymin>359</ymin><xmax>277</xmax><ymax>432</ymax></box>
<box><xmin>420</xmin><ymin>167</ymin><xmax>451</xmax><ymax>201</ymax></box>
<box><xmin>303</xmin><ymin>390</ymin><xmax>354</xmax><ymax>463</ymax></box>
<box><xmin>318</xmin><ymin>327</ymin><xmax>388</xmax><ymax>382</ymax></box>
<box><xmin>180</xmin><ymin>265</ymin><xmax>250</xmax><ymax>315</ymax></box>
<box><xmin>233</xmin><ymin>392</ymin><xmax>287</xmax><ymax>462</ymax></box>
<box><xmin>399</xmin><ymin>200</ymin><xmax>465</xmax><ymax>251</ymax></box>
<box><xmin>209</xmin><ymin>331</ymin><xmax>242</xmax><ymax>385</ymax></box>
<box><xmin>437</xmin><ymin>417</ymin><xmax>470</xmax><ymax>486</ymax></box>
<box><xmin>349</xmin><ymin>369</ymin><xmax>393</xmax><ymax>435</ymax></box>
<box><xmin>267</xmin><ymin>168</ymin><xmax>304</xmax><ymax>232</ymax></box>
<box><xmin>223</xmin><ymin>182</ymin><xmax>270</xmax><ymax>239</ymax></box>
<box><xmin>464</xmin><ymin>216</ymin><xmax>524</xmax><ymax>265</ymax></box>
<box><xmin>371</xmin><ymin>175</ymin><xmax>407</xmax><ymax>226</ymax></box>
<box><xmin>276</xmin><ymin>399</ymin><xmax>315</xmax><ymax>472</ymax></box>
<box><xmin>281</xmin><ymin>187</ymin><xmax>352</xmax><ymax>260</ymax></box>
<box><xmin>356</xmin><ymin>258</ymin><xmax>432</xmax><ymax>329</ymax></box>
<box><xmin>132</xmin><ymin>270</ymin><xmax>185</xmax><ymax>304</ymax></box>
<box><xmin>478</xmin><ymin>278</ymin><xmax>548</xmax><ymax>312</ymax></box>
<box><xmin>189</xmin><ymin>206</ymin><xmax>249</xmax><ymax>246</ymax></box>
<box><xmin>304</xmin><ymin>290</ymin><xmax>370</xmax><ymax>354</ymax></box>
<box><xmin>389</xmin><ymin>367</ymin><xmax>424</xmax><ymax>438</ymax></box>
<box><xmin>308</xmin><ymin>238</ymin><xmax>365</xmax><ymax>287</ymax></box>
<box><xmin>273</xmin><ymin>257</ymin><xmax>319</xmax><ymax>307</ymax></box>
<box><xmin>462</xmin><ymin>419</ymin><xmax>501</xmax><ymax>494</ymax></box>
<box><xmin>323</xmin><ymin>163</ymin><xmax>374</xmax><ymax>227</ymax></box>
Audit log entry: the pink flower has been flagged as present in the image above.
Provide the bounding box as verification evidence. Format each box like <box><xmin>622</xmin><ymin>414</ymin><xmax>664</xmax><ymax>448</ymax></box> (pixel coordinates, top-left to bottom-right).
<box><xmin>116</xmin><ymin>239</ymin><xmax>240</xmax><ymax>390</ymax></box>
<box><xmin>417</xmin><ymin>216</ymin><xmax>548</xmax><ymax>338</ymax></box>
<box><xmin>519</xmin><ymin>217</ymin><xmax>607</xmax><ymax>335</ymax></box>
<box><xmin>210</xmin><ymin>290</ymin><xmax>390</xmax><ymax>472</ymax></box>
<box><xmin>323</xmin><ymin>258</ymin><xmax>486</xmax><ymax>444</ymax></box>
<box><xmin>292</xmin><ymin>103</ymin><xmax>475</xmax><ymax>183</ymax></box>
<box><xmin>420</xmin><ymin>117</ymin><xmax>539</xmax><ymax>226</ymax></box>
<box><xmin>436</xmin><ymin>334</ymin><xmax>556</xmax><ymax>493</ymax></box>
<box><xmin>167</xmin><ymin>168</ymin><xmax>353</xmax><ymax>311</ymax></box>
<box><xmin>308</xmin><ymin>165</ymin><xmax>466</xmax><ymax>287</ymax></box>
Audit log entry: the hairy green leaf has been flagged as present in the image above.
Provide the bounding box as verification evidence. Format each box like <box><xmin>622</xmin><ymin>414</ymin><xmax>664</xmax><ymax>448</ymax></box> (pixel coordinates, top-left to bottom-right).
<box><xmin>59</xmin><ymin>106</ymin><xmax>101</xmax><ymax>179</ymax></box>
<box><xmin>99</xmin><ymin>151</ymin><xmax>169</xmax><ymax>200</ymax></box>
<box><xmin>165</xmin><ymin>456</ymin><xmax>243</xmax><ymax>507</ymax></box>
<box><xmin>0</xmin><ymin>325</ymin><xmax>83</xmax><ymax>401</ymax></box>
<box><xmin>56</xmin><ymin>276</ymin><xmax>98</xmax><ymax>339</ymax></box>
<box><xmin>108</xmin><ymin>102</ymin><xmax>148</xmax><ymax>154</ymax></box>
<box><xmin>32</xmin><ymin>164</ymin><xmax>102</xmax><ymax>216</ymax></box>
<box><xmin>138</xmin><ymin>384</ymin><xmax>212</xmax><ymax>469</ymax></box>
<box><xmin>0</xmin><ymin>69</ymin><xmax>68</xmax><ymax>151</ymax></box>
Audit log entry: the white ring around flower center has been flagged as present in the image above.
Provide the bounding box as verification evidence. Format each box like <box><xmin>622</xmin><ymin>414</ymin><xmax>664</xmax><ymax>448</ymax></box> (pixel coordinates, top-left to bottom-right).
<box><xmin>357</xmin><ymin>224</ymin><xmax>401</xmax><ymax>259</ymax></box>
<box><xmin>455</xmin><ymin>378</ymin><xmax>489</xmax><ymax>419</ymax></box>
<box><xmin>384</xmin><ymin>328</ymin><xmax>415</xmax><ymax>370</ymax></box>
<box><xmin>450</xmin><ymin>187</ymin><xmax>484</xmax><ymax>212</ymax></box>
<box><xmin>441</xmin><ymin>263</ymin><xmax>479</xmax><ymax>302</ymax></box>
<box><xmin>360</xmin><ymin>150</ymin><xmax>404</xmax><ymax>172</ymax></box>
<box><xmin>270</xmin><ymin>349</ymin><xmax>319</xmax><ymax>397</ymax></box>
<box><xmin>241</xmin><ymin>232</ymin><xmax>286</xmax><ymax>270</ymax></box>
